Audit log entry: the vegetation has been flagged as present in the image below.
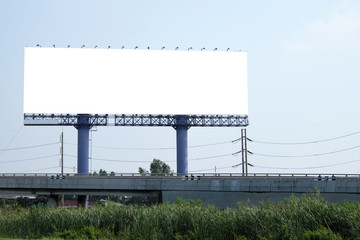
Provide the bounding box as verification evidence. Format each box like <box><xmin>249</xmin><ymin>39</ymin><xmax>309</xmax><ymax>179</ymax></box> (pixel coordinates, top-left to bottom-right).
<box><xmin>89</xmin><ymin>195</ymin><xmax>158</xmax><ymax>206</ymax></box>
<box><xmin>1</xmin><ymin>194</ymin><xmax>360</xmax><ymax>239</ymax></box>
<box><xmin>139</xmin><ymin>158</ymin><xmax>173</xmax><ymax>175</ymax></box>
<box><xmin>0</xmin><ymin>196</ymin><xmax>47</xmax><ymax>208</ymax></box>
<box><xmin>92</xmin><ymin>169</ymin><xmax>115</xmax><ymax>176</ymax></box>
<box><xmin>90</xmin><ymin>168</ymin><xmax>157</xmax><ymax>205</ymax></box>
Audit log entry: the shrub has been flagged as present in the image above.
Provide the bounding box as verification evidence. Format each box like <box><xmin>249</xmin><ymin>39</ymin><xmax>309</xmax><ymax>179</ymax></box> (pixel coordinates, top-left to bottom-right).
<box><xmin>302</xmin><ymin>227</ymin><xmax>342</xmax><ymax>240</ymax></box>
<box><xmin>56</xmin><ymin>225</ymin><xmax>111</xmax><ymax>240</ymax></box>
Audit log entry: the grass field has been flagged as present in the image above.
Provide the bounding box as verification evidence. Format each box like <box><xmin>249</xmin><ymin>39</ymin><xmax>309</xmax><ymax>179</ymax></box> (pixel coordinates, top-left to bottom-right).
<box><xmin>0</xmin><ymin>194</ymin><xmax>359</xmax><ymax>239</ymax></box>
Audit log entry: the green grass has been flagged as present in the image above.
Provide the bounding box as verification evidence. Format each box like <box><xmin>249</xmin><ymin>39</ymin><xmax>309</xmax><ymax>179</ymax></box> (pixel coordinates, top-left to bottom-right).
<box><xmin>1</xmin><ymin>194</ymin><xmax>360</xmax><ymax>239</ymax></box>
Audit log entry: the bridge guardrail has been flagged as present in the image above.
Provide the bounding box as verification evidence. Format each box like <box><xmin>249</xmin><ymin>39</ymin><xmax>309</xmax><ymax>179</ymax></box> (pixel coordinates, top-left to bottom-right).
<box><xmin>0</xmin><ymin>173</ymin><xmax>359</xmax><ymax>179</ymax></box>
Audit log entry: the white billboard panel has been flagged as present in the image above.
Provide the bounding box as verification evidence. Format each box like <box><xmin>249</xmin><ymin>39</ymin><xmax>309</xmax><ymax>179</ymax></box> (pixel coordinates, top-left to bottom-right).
<box><xmin>24</xmin><ymin>47</ymin><xmax>248</xmax><ymax>115</ymax></box>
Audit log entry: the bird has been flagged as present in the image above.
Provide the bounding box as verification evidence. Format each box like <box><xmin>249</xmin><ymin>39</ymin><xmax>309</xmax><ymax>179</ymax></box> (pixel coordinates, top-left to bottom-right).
<box><xmin>188</xmin><ymin>47</ymin><xmax>192</xmax><ymax>51</ymax></box>
<box><xmin>147</xmin><ymin>46</ymin><xmax>150</xmax><ymax>49</ymax></box>
<box><xmin>161</xmin><ymin>46</ymin><xmax>165</xmax><ymax>50</ymax></box>
<box><xmin>175</xmin><ymin>47</ymin><xmax>179</xmax><ymax>50</ymax></box>
<box><xmin>36</xmin><ymin>44</ymin><xmax>41</xmax><ymax>47</ymax></box>
<box><xmin>201</xmin><ymin>48</ymin><xmax>205</xmax><ymax>51</ymax></box>
<box><xmin>227</xmin><ymin>48</ymin><xmax>230</xmax><ymax>51</ymax></box>
<box><xmin>81</xmin><ymin>45</ymin><xmax>85</xmax><ymax>48</ymax></box>
<box><xmin>94</xmin><ymin>45</ymin><xmax>98</xmax><ymax>48</ymax></box>
<box><xmin>67</xmin><ymin>45</ymin><xmax>70</xmax><ymax>48</ymax></box>
<box><xmin>214</xmin><ymin>48</ymin><xmax>218</xmax><ymax>51</ymax></box>
<box><xmin>135</xmin><ymin>46</ymin><xmax>138</xmax><ymax>49</ymax></box>
<box><xmin>53</xmin><ymin>45</ymin><xmax>55</xmax><ymax>48</ymax></box>
<box><xmin>108</xmin><ymin>46</ymin><xmax>111</xmax><ymax>49</ymax></box>
<box><xmin>121</xmin><ymin>46</ymin><xmax>125</xmax><ymax>49</ymax></box>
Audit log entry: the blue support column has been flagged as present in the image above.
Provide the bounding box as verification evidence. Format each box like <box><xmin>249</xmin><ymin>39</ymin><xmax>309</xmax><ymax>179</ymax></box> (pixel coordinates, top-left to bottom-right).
<box><xmin>176</xmin><ymin>125</ymin><xmax>188</xmax><ymax>175</ymax></box>
<box><xmin>77</xmin><ymin>125</ymin><xmax>90</xmax><ymax>175</ymax></box>
<box><xmin>75</xmin><ymin>115</ymin><xmax>92</xmax><ymax>208</ymax></box>
<box><xmin>175</xmin><ymin>116</ymin><xmax>189</xmax><ymax>175</ymax></box>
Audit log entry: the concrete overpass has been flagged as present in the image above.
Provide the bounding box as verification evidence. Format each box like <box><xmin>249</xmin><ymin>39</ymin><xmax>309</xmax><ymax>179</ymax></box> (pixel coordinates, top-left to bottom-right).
<box><xmin>1</xmin><ymin>173</ymin><xmax>360</xmax><ymax>208</ymax></box>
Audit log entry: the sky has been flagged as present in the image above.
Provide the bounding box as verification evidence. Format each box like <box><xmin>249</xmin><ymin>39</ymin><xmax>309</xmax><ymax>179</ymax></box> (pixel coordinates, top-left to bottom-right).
<box><xmin>1</xmin><ymin>0</ymin><xmax>360</xmax><ymax>175</ymax></box>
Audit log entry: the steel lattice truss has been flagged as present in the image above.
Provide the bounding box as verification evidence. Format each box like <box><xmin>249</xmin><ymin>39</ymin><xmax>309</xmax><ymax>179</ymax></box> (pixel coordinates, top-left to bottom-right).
<box><xmin>114</xmin><ymin>115</ymin><xmax>248</xmax><ymax>127</ymax></box>
<box><xmin>24</xmin><ymin>114</ymin><xmax>248</xmax><ymax>127</ymax></box>
<box><xmin>24</xmin><ymin>114</ymin><xmax>108</xmax><ymax>126</ymax></box>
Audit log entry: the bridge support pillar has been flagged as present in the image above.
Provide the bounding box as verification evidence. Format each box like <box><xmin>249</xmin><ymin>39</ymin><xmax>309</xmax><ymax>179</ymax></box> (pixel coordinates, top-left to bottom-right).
<box><xmin>175</xmin><ymin>116</ymin><xmax>189</xmax><ymax>175</ymax></box>
<box><xmin>77</xmin><ymin>195</ymin><xmax>88</xmax><ymax>208</ymax></box>
<box><xmin>47</xmin><ymin>195</ymin><xmax>58</xmax><ymax>208</ymax></box>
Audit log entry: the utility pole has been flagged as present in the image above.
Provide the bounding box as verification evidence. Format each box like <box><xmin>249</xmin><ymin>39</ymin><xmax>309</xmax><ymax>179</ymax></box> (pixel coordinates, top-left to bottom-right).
<box><xmin>244</xmin><ymin>129</ymin><xmax>248</xmax><ymax>176</ymax></box>
<box><xmin>241</xmin><ymin>129</ymin><xmax>245</xmax><ymax>176</ymax></box>
<box><xmin>60</xmin><ymin>132</ymin><xmax>64</xmax><ymax>176</ymax></box>
<box><xmin>60</xmin><ymin>132</ymin><xmax>64</xmax><ymax>207</ymax></box>
<box><xmin>90</xmin><ymin>126</ymin><xmax>97</xmax><ymax>175</ymax></box>
<box><xmin>241</xmin><ymin>129</ymin><xmax>248</xmax><ymax>176</ymax></box>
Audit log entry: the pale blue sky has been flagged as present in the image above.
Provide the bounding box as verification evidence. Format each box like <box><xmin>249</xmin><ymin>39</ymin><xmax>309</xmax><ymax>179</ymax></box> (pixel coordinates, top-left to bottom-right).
<box><xmin>1</xmin><ymin>0</ymin><xmax>360</xmax><ymax>174</ymax></box>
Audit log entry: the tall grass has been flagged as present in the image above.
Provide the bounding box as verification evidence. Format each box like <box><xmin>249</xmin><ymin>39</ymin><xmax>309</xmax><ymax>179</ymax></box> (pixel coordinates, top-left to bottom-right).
<box><xmin>0</xmin><ymin>194</ymin><xmax>360</xmax><ymax>239</ymax></box>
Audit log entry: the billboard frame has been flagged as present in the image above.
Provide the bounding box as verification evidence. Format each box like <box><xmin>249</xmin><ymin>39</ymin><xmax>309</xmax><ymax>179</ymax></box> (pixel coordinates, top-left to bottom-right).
<box><xmin>24</xmin><ymin>47</ymin><xmax>248</xmax><ymax>116</ymax></box>
<box><xmin>23</xmin><ymin>46</ymin><xmax>249</xmax><ymax>179</ymax></box>
<box><xmin>24</xmin><ymin>114</ymin><xmax>248</xmax><ymax>127</ymax></box>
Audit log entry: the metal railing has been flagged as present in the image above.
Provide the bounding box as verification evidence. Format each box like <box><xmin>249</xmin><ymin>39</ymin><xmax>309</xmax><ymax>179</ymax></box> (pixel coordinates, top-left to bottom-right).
<box><xmin>0</xmin><ymin>173</ymin><xmax>359</xmax><ymax>179</ymax></box>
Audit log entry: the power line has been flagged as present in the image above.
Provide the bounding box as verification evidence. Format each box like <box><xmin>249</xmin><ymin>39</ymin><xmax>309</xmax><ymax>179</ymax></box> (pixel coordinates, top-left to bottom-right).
<box><xmin>63</xmin><ymin>138</ymin><xmax>239</xmax><ymax>151</ymax></box>
<box><xmin>63</xmin><ymin>142</ymin><xmax>174</xmax><ymax>150</ymax></box>
<box><xmin>93</xmin><ymin>158</ymin><xmax>156</xmax><ymax>163</ymax></box>
<box><xmin>63</xmin><ymin>166</ymin><xmax>77</xmax><ymax>170</ymax></box>
<box><xmin>0</xmin><ymin>126</ymin><xmax>23</xmax><ymax>157</ymax></box>
<box><xmin>19</xmin><ymin>165</ymin><xmax>78</xmax><ymax>173</ymax></box>
<box><xmin>64</xmin><ymin>154</ymin><xmax>154</xmax><ymax>163</ymax></box>
<box><xmin>14</xmin><ymin>158</ymin><xmax>360</xmax><ymax>173</ymax></box>
<box><xmin>189</xmin><ymin>151</ymin><xmax>241</xmax><ymax>161</ymax></box>
<box><xmin>0</xmin><ymin>142</ymin><xmax>59</xmax><ymax>151</ymax></box>
<box><xmin>253</xmin><ymin>158</ymin><xmax>360</xmax><ymax>170</ymax></box>
<box><xmin>65</xmin><ymin>151</ymin><xmax>240</xmax><ymax>163</ymax></box>
<box><xmin>190</xmin><ymin>140</ymin><xmax>239</xmax><ymax>148</ymax></box>
<box><xmin>62</xmin><ymin>128</ymin><xmax>360</xmax><ymax>150</ymax></box>
<box><xmin>251</xmin><ymin>144</ymin><xmax>360</xmax><ymax>158</ymax></box>
<box><xmin>189</xmin><ymin>157</ymin><xmax>360</xmax><ymax>172</ymax></box>
<box><xmin>189</xmin><ymin>165</ymin><xmax>234</xmax><ymax>173</ymax></box>
<box><xmin>0</xmin><ymin>154</ymin><xmax>60</xmax><ymax>164</ymax></box>
<box><xmin>19</xmin><ymin>166</ymin><xmax>60</xmax><ymax>173</ymax></box>
<box><xmin>248</xmin><ymin>130</ymin><xmax>360</xmax><ymax>145</ymax></box>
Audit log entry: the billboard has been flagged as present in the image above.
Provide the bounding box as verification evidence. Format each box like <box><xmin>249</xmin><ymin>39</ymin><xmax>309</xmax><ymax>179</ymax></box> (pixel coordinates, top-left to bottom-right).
<box><xmin>24</xmin><ymin>47</ymin><xmax>248</xmax><ymax>115</ymax></box>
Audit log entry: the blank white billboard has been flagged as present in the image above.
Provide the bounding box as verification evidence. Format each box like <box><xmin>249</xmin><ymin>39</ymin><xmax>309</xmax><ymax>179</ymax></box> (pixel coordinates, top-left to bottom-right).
<box><xmin>24</xmin><ymin>47</ymin><xmax>248</xmax><ymax>115</ymax></box>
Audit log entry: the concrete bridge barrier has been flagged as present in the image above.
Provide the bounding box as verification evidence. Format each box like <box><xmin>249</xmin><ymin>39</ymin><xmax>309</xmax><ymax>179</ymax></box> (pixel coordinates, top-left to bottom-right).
<box><xmin>0</xmin><ymin>173</ymin><xmax>359</xmax><ymax>208</ymax></box>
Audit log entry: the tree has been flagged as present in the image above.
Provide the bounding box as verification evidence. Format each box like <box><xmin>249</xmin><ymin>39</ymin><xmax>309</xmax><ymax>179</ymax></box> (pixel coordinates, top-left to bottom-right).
<box><xmin>93</xmin><ymin>169</ymin><xmax>115</xmax><ymax>176</ymax></box>
<box><xmin>138</xmin><ymin>159</ymin><xmax>172</xmax><ymax>175</ymax></box>
<box><xmin>150</xmin><ymin>159</ymin><xmax>171</xmax><ymax>174</ymax></box>
<box><xmin>99</xmin><ymin>169</ymin><xmax>107</xmax><ymax>176</ymax></box>
<box><xmin>138</xmin><ymin>167</ymin><xmax>149</xmax><ymax>175</ymax></box>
